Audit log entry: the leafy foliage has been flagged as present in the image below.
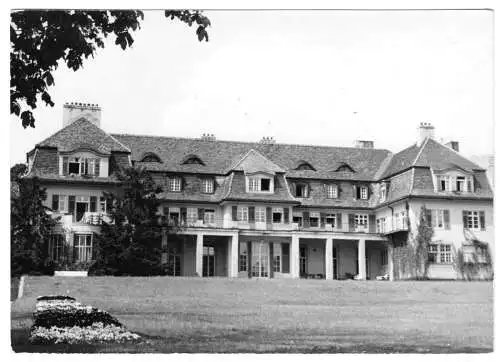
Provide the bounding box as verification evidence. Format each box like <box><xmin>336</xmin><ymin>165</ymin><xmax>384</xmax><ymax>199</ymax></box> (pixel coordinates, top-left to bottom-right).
<box><xmin>11</xmin><ymin>10</ymin><xmax>210</xmax><ymax>128</ymax></box>
<box><xmin>11</xmin><ymin>168</ymin><xmax>58</xmax><ymax>276</ymax></box>
<box><xmin>414</xmin><ymin>205</ymin><xmax>434</xmax><ymax>280</ymax></box>
<box><xmin>454</xmin><ymin>240</ymin><xmax>493</xmax><ymax>281</ymax></box>
<box><xmin>89</xmin><ymin>166</ymin><xmax>167</xmax><ymax>276</ymax></box>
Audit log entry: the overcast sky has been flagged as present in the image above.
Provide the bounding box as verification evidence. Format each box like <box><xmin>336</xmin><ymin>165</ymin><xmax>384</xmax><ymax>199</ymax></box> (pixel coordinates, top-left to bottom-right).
<box><xmin>9</xmin><ymin>9</ymin><xmax>494</xmax><ymax>165</ymax></box>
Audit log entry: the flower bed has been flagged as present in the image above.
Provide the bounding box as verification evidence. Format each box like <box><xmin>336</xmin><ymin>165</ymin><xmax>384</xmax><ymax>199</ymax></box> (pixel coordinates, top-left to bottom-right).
<box><xmin>29</xmin><ymin>295</ymin><xmax>140</xmax><ymax>344</ymax></box>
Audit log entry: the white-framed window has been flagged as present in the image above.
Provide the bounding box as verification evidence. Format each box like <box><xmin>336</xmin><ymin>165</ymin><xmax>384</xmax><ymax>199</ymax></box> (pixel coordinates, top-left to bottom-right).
<box><xmin>428</xmin><ymin>244</ymin><xmax>452</xmax><ymax>264</ymax></box>
<box><xmin>67</xmin><ymin>157</ymin><xmax>96</xmax><ymax>176</ymax></box>
<box><xmin>247</xmin><ymin>176</ymin><xmax>273</xmax><ymax>192</ymax></box>
<box><xmin>326</xmin><ymin>184</ymin><xmax>338</xmax><ymax>199</ymax></box>
<box><xmin>437</xmin><ymin>175</ymin><xmax>450</xmax><ymax>191</ymax></box>
<box><xmin>49</xmin><ymin>234</ymin><xmax>66</xmax><ymax>262</ymax></box>
<box><xmin>466</xmin><ymin>211</ymin><xmax>480</xmax><ymax>230</ymax></box>
<box><xmin>58</xmin><ymin>195</ymin><xmax>67</xmax><ymax>213</ymax></box>
<box><xmin>296</xmin><ymin>184</ymin><xmax>308</xmax><ymax>198</ymax></box>
<box><xmin>380</xmin><ymin>184</ymin><xmax>387</xmax><ymax>202</ymax></box>
<box><xmin>355</xmin><ymin>214</ymin><xmax>368</xmax><ymax>227</ymax></box>
<box><xmin>273</xmin><ymin>243</ymin><xmax>281</xmax><ymax>272</ymax></box>
<box><xmin>272</xmin><ymin>208</ymin><xmax>283</xmax><ymax>223</ymax></box>
<box><xmin>431</xmin><ymin>209</ymin><xmax>446</xmax><ymax>229</ymax></box>
<box><xmin>360</xmin><ymin>186</ymin><xmax>368</xmax><ymax>200</ymax></box>
<box><xmin>255</xmin><ymin>207</ymin><xmax>266</xmax><ymax>222</ymax></box>
<box><xmin>74</xmin><ymin>234</ymin><xmax>93</xmax><ymax>263</ymax></box>
<box><xmin>237</xmin><ymin>206</ymin><xmax>249</xmax><ymax>222</ymax></box>
<box><xmin>204</xmin><ymin>209</ymin><xmax>215</xmax><ymax>224</ymax></box>
<box><xmin>239</xmin><ymin>242</ymin><xmax>248</xmax><ymax>272</ymax></box>
<box><xmin>456</xmin><ymin>176</ymin><xmax>465</xmax><ymax>192</ymax></box>
<box><xmin>309</xmin><ymin>212</ymin><xmax>320</xmax><ymax>227</ymax></box>
<box><xmin>169</xmin><ymin>177</ymin><xmax>182</xmax><ymax>192</ymax></box>
<box><xmin>201</xmin><ymin>179</ymin><xmax>214</xmax><ymax>193</ymax></box>
<box><xmin>376</xmin><ymin>217</ymin><xmax>386</xmax><ymax>233</ymax></box>
<box><xmin>187</xmin><ymin>208</ymin><xmax>198</xmax><ymax>223</ymax></box>
<box><xmin>325</xmin><ymin>213</ymin><xmax>336</xmax><ymax>227</ymax></box>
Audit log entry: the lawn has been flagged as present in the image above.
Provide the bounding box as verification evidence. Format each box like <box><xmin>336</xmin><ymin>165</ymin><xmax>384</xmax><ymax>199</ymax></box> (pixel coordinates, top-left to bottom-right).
<box><xmin>11</xmin><ymin>277</ymin><xmax>493</xmax><ymax>353</ymax></box>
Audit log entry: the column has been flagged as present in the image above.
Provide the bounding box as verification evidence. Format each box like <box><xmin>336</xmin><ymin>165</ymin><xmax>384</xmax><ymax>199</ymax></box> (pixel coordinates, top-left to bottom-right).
<box><xmin>387</xmin><ymin>241</ymin><xmax>394</xmax><ymax>281</ymax></box>
<box><xmin>195</xmin><ymin>233</ymin><xmax>203</xmax><ymax>277</ymax></box>
<box><xmin>269</xmin><ymin>241</ymin><xmax>274</xmax><ymax>278</ymax></box>
<box><xmin>229</xmin><ymin>233</ymin><xmax>239</xmax><ymax>277</ymax></box>
<box><xmin>161</xmin><ymin>228</ymin><xmax>168</xmax><ymax>266</ymax></box>
<box><xmin>358</xmin><ymin>238</ymin><xmax>366</xmax><ymax>280</ymax></box>
<box><xmin>290</xmin><ymin>234</ymin><xmax>300</xmax><ymax>278</ymax></box>
<box><xmin>325</xmin><ymin>238</ymin><xmax>333</xmax><ymax>280</ymax></box>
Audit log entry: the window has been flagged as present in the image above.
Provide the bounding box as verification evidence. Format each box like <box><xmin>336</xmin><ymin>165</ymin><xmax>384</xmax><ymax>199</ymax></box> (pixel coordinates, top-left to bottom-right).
<box><xmin>355</xmin><ymin>185</ymin><xmax>369</xmax><ymax>200</ymax></box>
<box><xmin>187</xmin><ymin>208</ymin><xmax>198</xmax><ymax>223</ymax></box>
<box><xmin>428</xmin><ymin>244</ymin><xmax>452</xmax><ymax>264</ymax></box>
<box><xmin>380</xmin><ymin>184</ymin><xmax>387</xmax><ymax>202</ymax></box>
<box><xmin>74</xmin><ymin>234</ymin><xmax>93</xmax><ymax>263</ymax></box>
<box><xmin>309</xmin><ymin>212</ymin><xmax>320</xmax><ymax>227</ymax></box>
<box><xmin>247</xmin><ymin>176</ymin><xmax>273</xmax><ymax>192</ymax></box>
<box><xmin>326</xmin><ymin>214</ymin><xmax>336</xmax><ymax>227</ymax></box>
<box><xmin>49</xmin><ymin>234</ymin><xmax>65</xmax><ymax>263</ymax></box>
<box><xmin>169</xmin><ymin>177</ymin><xmax>182</xmax><ymax>192</ymax></box>
<box><xmin>67</xmin><ymin>157</ymin><xmax>96</xmax><ymax>176</ymax></box>
<box><xmin>255</xmin><ymin>207</ymin><xmax>266</xmax><ymax>222</ymax></box>
<box><xmin>182</xmin><ymin>155</ymin><xmax>204</xmax><ymax>165</ymax></box>
<box><xmin>296</xmin><ymin>184</ymin><xmax>308</xmax><ymax>198</ymax></box>
<box><xmin>237</xmin><ymin>206</ymin><xmax>249</xmax><ymax>222</ymax></box>
<box><xmin>326</xmin><ymin>184</ymin><xmax>338</xmax><ymax>199</ymax></box>
<box><xmin>466</xmin><ymin>211</ymin><xmax>480</xmax><ymax>230</ymax></box>
<box><xmin>204</xmin><ymin>209</ymin><xmax>215</xmax><ymax>225</ymax></box>
<box><xmin>376</xmin><ymin>217</ymin><xmax>386</xmax><ymax>233</ymax></box>
<box><xmin>169</xmin><ymin>210</ymin><xmax>180</xmax><ymax>225</ymax></box>
<box><xmin>293</xmin><ymin>215</ymin><xmax>303</xmax><ymax>226</ymax></box>
<box><xmin>239</xmin><ymin>242</ymin><xmax>248</xmax><ymax>272</ymax></box>
<box><xmin>355</xmin><ymin>214</ymin><xmax>368</xmax><ymax>228</ymax></box>
<box><xmin>272</xmin><ymin>208</ymin><xmax>283</xmax><ymax>223</ymax></box>
<box><xmin>201</xmin><ymin>179</ymin><xmax>214</xmax><ymax>193</ymax></box>
<box><xmin>141</xmin><ymin>153</ymin><xmax>162</xmax><ymax>163</ymax></box>
<box><xmin>431</xmin><ymin>210</ymin><xmax>446</xmax><ymax>229</ymax></box>
<box><xmin>456</xmin><ymin>176</ymin><xmax>465</xmax><ymax>192</ymax></box>
<box><xmin>437</xmin><ymin>175</ymin><xmax>450</xmax><ymax>191</ymax></box>
<box><xmin>273</xmin><ymin>243</ymin><xmax>281</xmax><ymax>272</ymax></box>
<box><xmin>295</xmin><ymin>162</ymin><xmax>315</xmax><ymax>171</ymax></box>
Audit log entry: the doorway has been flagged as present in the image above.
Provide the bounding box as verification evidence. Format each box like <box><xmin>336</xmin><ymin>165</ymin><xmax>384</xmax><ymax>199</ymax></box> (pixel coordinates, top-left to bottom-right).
<box><xmin>76</xmin><ymin>202</ymin><xmax>88</xmax><ymax>222</ymax></box>
<box><xmin>251</xmin><ymin>241</ymin><xmax>269</xmax><ymax>277</ymax></box>
<box><xmin>300</xmin><ymin>245</ymin><xmax>307</xmax><ymax>277</ymax></box>
<box><xmin>202</xmin><ymin>246</ymin><xmax>215</xmax><ymax>277</ymax></box>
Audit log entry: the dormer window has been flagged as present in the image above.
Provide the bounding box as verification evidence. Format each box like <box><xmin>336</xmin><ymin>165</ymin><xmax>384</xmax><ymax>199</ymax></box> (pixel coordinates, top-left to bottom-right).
<box><xmin>246</xmin><ymin>174</ymin><xmax>274</xmax><ymax>193</ymax></box>
<box><xmin>437</xmin><ymin>175</ymin><xmax>450</xmax><ymax>191</ymax></box>
<box><xmin>64</xmin><ymin>156</ymin><xmax>99</xmax><ymax>176</ymax></box>
<box><xmin>335</xmin><ymin>163</ymin><xmax>355</xmax><ymax>173</ymax></box>
<box><xmin>201</xmin><ymin>178</ymin><xmax>214</xmax><ymax>194</ymax></box>
<box><xmin>380</xmin><ymin>183</ymin><xmax>387</xmax><ymax>202</ymax></box>
<box><xmin>295</xmin><ymin>161</ymin><xmax>316</xmax><ymax>171</ymax></box>
<box><xmin>435</xmin><ymin>172</ymin><xmax>473</xmax><ymax>193</ymax></box>
<box><xmin>182</xmin><ymin>154</ymin><xmax>205</xmax><ymax>165</ymax></box>
<box><xmin>295</xmin><ymin>183</ymin><xmax>309</xmax><ymax>198</ymax></box>
<box><xmin>141</xmin><ymin>153</ymin><xmax>162</xmax><ymax>163</ymax></box>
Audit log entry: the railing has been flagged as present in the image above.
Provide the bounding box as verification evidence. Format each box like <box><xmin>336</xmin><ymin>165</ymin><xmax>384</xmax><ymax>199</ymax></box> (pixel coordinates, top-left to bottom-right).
<box><xmin>294</xmin><ymin>222</ymin><xmax>373</xmax><ymax>233</ymax></box>
<box><xmin>80</xmin><ymin>212</ymin><xmax>112</xmax><ymax>225</ymax></box>
<box><xmin>379</xmin><ymin>216</ymin><xmax>409</xmax><ymax>234</ymax></box>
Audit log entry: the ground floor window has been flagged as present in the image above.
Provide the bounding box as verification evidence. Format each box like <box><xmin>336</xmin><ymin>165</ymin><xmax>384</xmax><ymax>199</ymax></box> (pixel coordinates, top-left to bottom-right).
<box><xmin>428</xmin><ymin>243</ymin><xmax>452</xmax><ymax>264</ymax></box>
<box><xmin>273</xmin><ymin>243</ymin><xmax>281</xmax><ymax>272</ymax></box>
<box><xmin>49</xmin><ymin>234</ymin><xmax>66</xmax><ymax>263</ymax></box>
<box><xmin>166</xmin><ymin>243</ymin><xmax>181</xmax><ymax>276</ymax></box>
<box><xmin>202</xmin><ymin>246</ymin><xmax>215</xmax><ymax>277</ymax></box>
<box><xmin>239</xmin><ymin>242</ymin><xmax>248</xmax><ymax>272</ymax></box>
<box><xmin>74</xmin><ymin>234</ymin><xmax>93</xmax><ymax>263</ymax></box>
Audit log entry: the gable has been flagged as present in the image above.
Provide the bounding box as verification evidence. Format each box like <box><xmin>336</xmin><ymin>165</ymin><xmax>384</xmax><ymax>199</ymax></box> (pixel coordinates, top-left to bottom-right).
<box><xmin>231</xmin><ymin>149</ymin><xmax>285</xmax><ymax>174</ymax></box>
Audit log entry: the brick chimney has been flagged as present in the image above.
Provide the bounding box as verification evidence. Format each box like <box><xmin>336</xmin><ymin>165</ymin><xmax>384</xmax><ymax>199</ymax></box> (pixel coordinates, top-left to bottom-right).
<box><xmin>354</xmin><ymin>140</ymin><xmax>374</xmax><ymax>149</ymax></box>
<box><xmin>444</xmin><ymin>141</ymin><xmax>459</xmax><ymax>152</ymax></box>
<box><xmin>63</xmin><ymin>102</ymin><xmax>101</xmax><ymax>128</ymax></box>
<box><xmin>260</xmin><ymin>136</ymin><xmax>276</xmax><ymax>144</ymax></box>
<box><xmin>417</xmin><ymin>122</ymin><xmax>435</xmax><ymax>146</ymax></box>
<box><xmin>200</xmin><ymin>133</ymin><xmax>216</xmax><ymax>141</ymax></box>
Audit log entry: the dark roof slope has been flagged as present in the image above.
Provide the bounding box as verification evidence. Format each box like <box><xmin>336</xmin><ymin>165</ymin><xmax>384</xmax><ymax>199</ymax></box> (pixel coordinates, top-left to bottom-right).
<box><xmin>112</xmin><ymin>134</ymin><xmax>391</xmax><ymax>181</ymax></box>
<box><xmin>381</xmin><ymin>143</ymin><xmax>422</xmax><ymax>178</ymax></box>
<box><xmin>36</xmin><ymin>118</ymin><xmax>130</xmax><ymax>154</ymax></box>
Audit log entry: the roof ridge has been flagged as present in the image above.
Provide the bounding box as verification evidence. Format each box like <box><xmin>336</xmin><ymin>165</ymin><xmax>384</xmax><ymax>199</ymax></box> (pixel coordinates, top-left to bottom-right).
<box><xmin>111</xmin><ymin>133</ymin><xmax>391</xmax><ymax>153</ymax></box>
<box><xmin>412</xmin><ymin>137</ymin><xmax>430</xmax><ymax>167</ymax></box>
<box><xmin>103</xmin><ymin>133</ymin><xmax>131</xmax><ymax>153</ymax></box>
<box><xmin>222</xmin><ymin>172</ymin><xmax>235</xmax><ymax>199</ymax></box>
<box><xmin>428</xmin><ymin>138</ymin><xmax>486</xmax><ymax>171</ymax></box>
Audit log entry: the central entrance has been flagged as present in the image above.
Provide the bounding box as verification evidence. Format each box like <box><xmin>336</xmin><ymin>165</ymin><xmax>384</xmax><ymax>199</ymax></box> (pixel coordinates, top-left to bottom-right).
<box><xmin>251</xmin><ymin>241</ymin><xmax>269</xmax><ymax>277</ymax></box>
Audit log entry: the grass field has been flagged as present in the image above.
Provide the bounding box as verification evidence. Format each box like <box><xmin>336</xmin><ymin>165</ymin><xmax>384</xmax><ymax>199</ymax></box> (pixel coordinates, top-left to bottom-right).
<box><xmin>11</xmin><ymin>276</ymin><xmax>493</xmax><ymax>353</ymax></box>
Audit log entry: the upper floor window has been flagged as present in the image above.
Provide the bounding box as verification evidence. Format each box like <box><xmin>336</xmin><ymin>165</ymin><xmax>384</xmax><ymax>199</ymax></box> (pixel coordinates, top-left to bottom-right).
<box><xmin>463</xmin><ymin>210</ymin><xmax>485</xmax><ymax>231</ymax></box>
<box><xmin>237</xmin><ymin>206</ymin><xmax>249</xmax><ymax>222</ymax></box>
<box><xmin>168</xmin><ymin>177</ymin><xmax>182</xmax><ymax>192</ymax></box>
<box><xmin>247</xmin><ymin>175</ymin><xmax>273</xmax><ymax>192</ymax></box>
<box><xmin>66</xmin><ymin>156</ymin><xmax>98</xmax><ymax>176</ymax></box>
<box><xmin>201</xmin><ymin>179</ymin><xmax>214</xmax><ymax>194</ymax></box>
<box><xmin>376</xmin><ymin>217</ymin><xmax>386</xmax><ymax>233</ymax></box>
<box><xmin>354</xmin><ymin>214</ymin><xmax>368</xmax><ymax>228</ymax></box>
<box><xmin>204</xmin><ymin>209</ymin><xmax>215</xmax><ymax>224</ymax></box>
<box><xmin>272</xmin><ymin>208</ymin><xmax>283</xmax><ymax>223</ymax></box>
<box><xmin>326</xmin><ymin>184</ymin><xmax>338</xmax><ymax>199</ymax></box>
<box><xmin>255</xmin><ymin>207</ymin><xmax>266</xmax><ymax>222</ymax></box>
<box><xmin>437</xmin><ymin>175</ymin><xmax>450</xmax><ymax>191</ymax></box>
<box><xmin>326</xmin><ymin>213</ymin><xmax>336</xmax><ymax>227</ymax></box>
<box><xmin>380</xmin><ymin>183</ymin><xmax>387</xmax><ymax>202</ymax></box>
<box><xmin>428</xmin><ymin>209</ymin><xmax>449</xmax><ymax>229</ymax></box>
<box><xmin>355</xmin><ymin>185</ymin><xmax>369</xmax><ymax>200</ymax></box>
<box><xmin>309</xmin><ymin>212</ymin><xmax>320</xmax><ymax>227</ymax></box>
<box><xmin>295</xmin><ymin>184</ymin><xmax>309</xmax><ymax>198</ymax></box>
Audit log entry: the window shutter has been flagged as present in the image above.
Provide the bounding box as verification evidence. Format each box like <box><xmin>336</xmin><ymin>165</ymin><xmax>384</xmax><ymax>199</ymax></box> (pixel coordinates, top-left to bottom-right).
<box><xmin>95</xmin><ymin>158</ymin><xmax>100</xmax><ymax>176</ymax></box>
<box><xmin>426</xmin><ymin>209</ymin><xmax>433</xmax><ymax>227</ymax></box>
<box><xmin>353</xmin><ymin>185</ymin><xmax>357</xmax><ymax>199</ymax></box>
<box><xmin>232</xmin><ymin>206</ymin><xmax>238</xmax><ymax>221</ymax></box>
<box><xmin>320</xmin><ymin>213</ymin><xmax>325</xmax><ymax>228</ymax></box>
<box><xmin>248</xmin><ymin>206</ymin><xmax>255</xmax><ymax>222</ymax></box>
<box><xmin>90</xmin><ymin>196</ymin><xmax>97</xmax><ymax>212</ymax></box>
<box><xmin>337</xmin><ymin>185</ymin><xmax>342</xmax><ymax>197</ymax></box>
<box><xmin>198</xmin><ymin>208</ymin><xmax>204</xmax><ymax>221</ymax></box>
<box><xmin>52</xmin><ymin>194</ymin><xmax>59</xmax><ymax>211</ymax></box>
<box><xmin>269</xmin><ymin>241</ymin><xmax>274</xmax><ymax>278</ymax></box>
<box><xmin>462</xmin><ymin>210</ymin><xmax>468</xmax><ymax>229</ymax></box>
<box><xmin>266</xmin><ymin>207</ymin><xmax>272</xmax><ymax>223</ymax></box>
<box><xmin>303</xmin><ymin>211</ymin><xmax>310</xmax><ymax>228</ymax></box>
<box><xmin>444</xmin><ymin>210</ymin><xmax>450</xmax><ymax>230</ymax></box>
<box><xmin>84</xmin><ymin>159</ymin><xmax>89</xmax><ymax>175</ymax></box>
<box><xmin>62</xmin><ymin>157</ymin><xmax>68</xmax><ymax>175</ymax></box>
<box><xmin>284</xmin><ymin>207</ymin><xmax>290</xmax><ymax>224</ymax></box>
<box><xmin>348</xmin><ymin>214</ymin><xmax>355</xmax><ymax>231</ymax></box>
<box><xmin>305</xmin><ymin>184</ymin><xmax>310</xmax><ymax>198</ymax></box>
<box><xmin>180</xmin><ymin>207</ymin><xmax>187</xmax><ymax>224</ymax></box>
<box><xmin>290</xmin><ymin>182</ymin><xmax>296</xmax><ymax>197</ymax></box>
<box><xmin>68</xmin><ymin>196</ymin><xmax>76</xmax><ymax>219</ymax></box>
<box><xmin>337</xmin><ymin>213</ymin><xmax>342</xmax><ymax>229</ymax></box>
<box><xmin>479</xmin><ymin>211</ymin><xmax>486</xmax><ymax>231</ymax></box>
<box><xmin>369</xmin><ymin>214</ymin><xmax>376</xmax><ymax>233</ymax></box>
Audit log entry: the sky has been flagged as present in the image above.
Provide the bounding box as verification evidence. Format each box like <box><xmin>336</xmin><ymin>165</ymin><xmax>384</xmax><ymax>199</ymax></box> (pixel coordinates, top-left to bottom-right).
<box><xmin>9</xmin><ymin>9</ymin><xmax>494</xmax><ymax>165</ymax></box>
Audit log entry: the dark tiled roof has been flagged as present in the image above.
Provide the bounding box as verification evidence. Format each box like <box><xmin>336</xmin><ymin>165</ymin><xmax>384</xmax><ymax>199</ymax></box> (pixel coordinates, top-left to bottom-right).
<box><xmin>381</xmin><ymin>143</ymin><xmax>421</xmax><ymax>178</ymax></box>
<box><xmin>112</xmin><ymin>134</ymin><xmax>391</xmax><ymax>181</ymax></box>
<box><xmin>154</xmin><ymin>173</ymin><xmax>230</xmax><ymax>203</ymax></box>
<box><xmin>36</xmin><ymin>119</ymin><xmax>130</xmax><ymax>154</ymax></box>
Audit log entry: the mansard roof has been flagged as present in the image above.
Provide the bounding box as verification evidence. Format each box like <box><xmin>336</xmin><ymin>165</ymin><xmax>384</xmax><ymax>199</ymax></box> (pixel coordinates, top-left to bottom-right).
<box><xmin>35</xmin><ymin>118</ymin><xmax>130</xmax><ymax>154</ymax></box>
<box><xmin>111</xmin><ymin>134</ymin><xmax>392</xmax><ymax>181</ymax></box>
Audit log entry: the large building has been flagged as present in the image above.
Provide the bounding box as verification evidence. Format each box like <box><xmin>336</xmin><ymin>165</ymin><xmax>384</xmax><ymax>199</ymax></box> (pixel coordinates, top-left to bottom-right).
<box><xmin>24</xmin><ymin>103</ymin><xmax>494</xmax><ymax>280</ymax></box>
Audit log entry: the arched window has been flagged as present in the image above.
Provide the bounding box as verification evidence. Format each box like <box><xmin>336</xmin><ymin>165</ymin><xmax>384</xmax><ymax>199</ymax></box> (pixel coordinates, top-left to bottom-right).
<box><xmin>182</xmin><ymin>154</ymin><xmax>205</xmax><ymax>165</ymax></box>
<box><xmin>141</xmin><ymin>152</ymin><xmax>162</xmax><ymax>163</ymax></box>
<box><xmin>335</xmin><ymin>163</ymin><xmax>355</xmax><ymax>173</ymax></box>
<box><xmin>294</xmin><ymin>161</ymin><xmax>316</xmax><ymax>171</ymax></box>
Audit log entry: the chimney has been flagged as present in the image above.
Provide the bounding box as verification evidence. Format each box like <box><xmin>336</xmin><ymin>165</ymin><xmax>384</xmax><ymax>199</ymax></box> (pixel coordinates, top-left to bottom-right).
<box><xmin>354</xmin><ymin>140</ymin><xmax>374</xmax><ymax>149</ymax></box>
<box><xmin>417</xmin><ymin>122</ymin><xmax>435</xmax><ymax>146</ymax></box>
<box><xmin>200</xmin><ymin>133</ymin><xmax>216</xmax><ymax>141</ymax></box>
<box><xmin>260</xmin><ymin>136</ymin><xmax>276</xmax><ymax>144</ymax></box>
<box><xmin>63</xmin><ymin>102</ymin><xmax>101</xmax><ymax>128</ymax></box>
<box><xmin>445</xmin><ymin>141</ymin><xmax>459</xmax><ymax>152</ymax></box>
